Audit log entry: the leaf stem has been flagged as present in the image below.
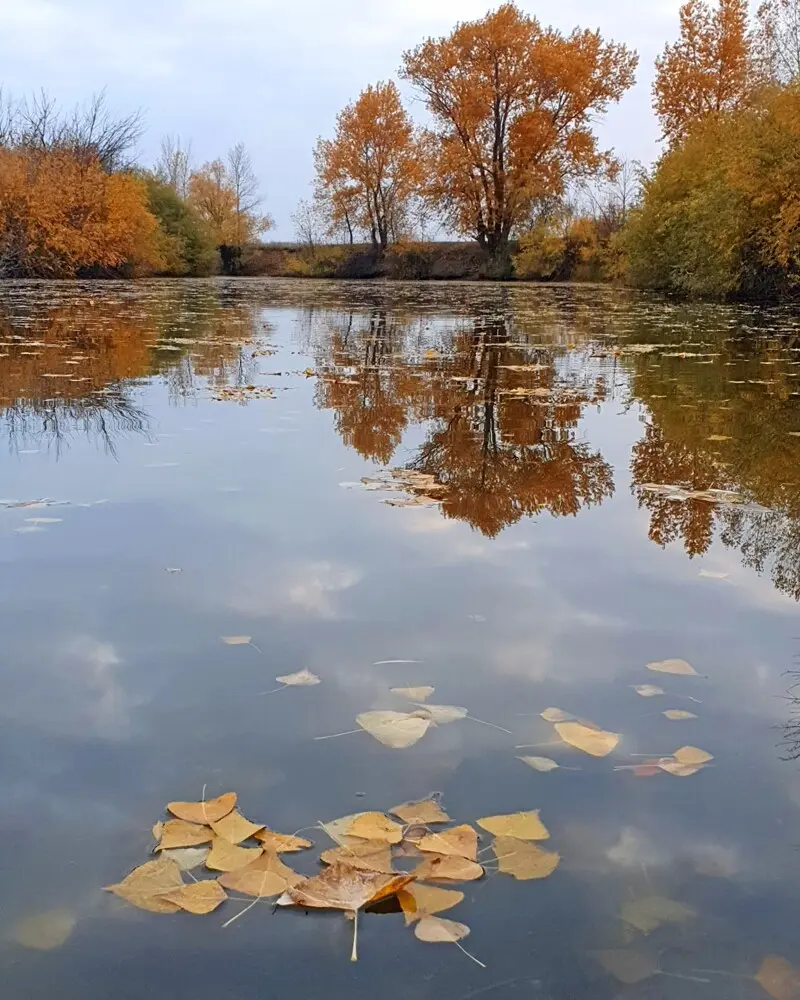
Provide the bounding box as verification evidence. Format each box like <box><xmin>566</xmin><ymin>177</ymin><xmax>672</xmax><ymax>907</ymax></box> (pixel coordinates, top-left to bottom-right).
<box><xmin>455</xmin><ymin>940</ymin><xmax>487</xmax><ymax>968</ymax></box>
<box><xmin>313</xmin><ymin>729</ymin><xmax>363</xmax><ymax>741</ymax></box>
<box><xmin>467</xmin><ymin>716</ymin><xmax>513</xmax><ymax>735</ymax></box>
<box><xmin>351</xmin><ymin>908</ymin><xmax>359</xmax><ymax>962</ymax></box>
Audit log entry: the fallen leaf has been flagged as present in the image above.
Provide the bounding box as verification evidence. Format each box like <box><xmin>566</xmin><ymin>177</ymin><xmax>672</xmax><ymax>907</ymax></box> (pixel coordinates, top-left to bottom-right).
<box><xmin>663</xmin><ymin>710</ymin><xmax>698</xmax><ymax>720</ymax></box>
<box><xmin>356</xmin><ymin>711</ymin><xmax>432</xmax><ymax>748</ymax></box>
<box><xmin>347</xmin><ymin>812</ymin><xmax>404</xmax><ymax>844</ymax></box>
<box><xmin>414</xmin><ymin>915</ymin><xmax>470</xmax><ymax>944</ymax></box>
<box><xmin>13</xmin><ymin>909</ymin><xmax>76</xmax><ymax>950</ymax></box>
<box><xmin>253</xmin><ymin>830</ymin><xmax>313</xmax><ymax>853</ymax></box>
<box><xmin>390</xmin><ymin>798</ymin><xmax>450</xmax><ymax>825</ymax></box>
<box><xmin>477</xmin><ymin>810</ymin><xmax>550</xmax><ymax>841</ymax></box>
<box><xmin>418</xmin><ymin>825</ymin><xmax>478</xmax><ymax>861</ymax></box>
<box><xmin>275</xmin><ymin>669</ymin><xmax>321</xmax><ymax>687</ymax></box>
<box><xmin>106</xmin><ymin>857</ymin><xmax>184</xmax><ymax>913</ymax></box>
<box><xmin>674</xmin><ymin>745</ymin><xmax>714</xmax><ymax>765</ymax></box>
<box><xmin>658</xmin><ymin>760</ymin><xmax>704</xmax><ymax>777</ymax></box>
<box><xmin>755</xmin><ymin>956</ymin><xmax>800</xmax><ymax>1000</ymax></box>
<box><xmin>412</xmin><ymin>854</ymin><xmax>484</xmax><ymax>883</ymax></box>
<box><xmin>397</xmin><ymin>883</ymin><xmax>464</xmax><ymax>925</ymax></box>
<box><xmin>278</xmin><ymin>861</ymin><xmax>413</xmax><ymax>912</ymax></box>
<box><xmin>620</xmin><ymin>895</ymin><xmax>696</xmax><ymax>934</ymax></box>
<box><xmin>647</xmin><ymin>659</ymin><xmax>698</xmax><ymax>676</ymax></box>
<box><xmin>160</xmin><ymin>880</ymin><xmax>227</xmax><ymax>915</ymax></box>
<box><xmin>555</xmin><ymin>721</ymin><xmax>620</xmax><ymax>757</ymax></box>
<box><xmin>632</xmin><ymin>684</ymin><xmax>664</xmax><ymax>698</ymax></box>
<box><xmin>321</xmin><ymin>841</ymin><xmax>395</xmax><ymax>874</ymax></box>
<box><xmin>218</xmin><ymin>851</ymin><xmax>303</xmax><ymax>897</ymax></box>
<box><xmin>156</xmin><ymin>820</ymin><xmax>214</xmax><ymax>851</ymax></box>
<box><xmin>390</xmin><ymin>686</ymin><xmax>435</xmax><ymax>702</ymax></box>
<box><xmin>210</xmin><ymin>810</ymin><xmax>265</xmax><ymax>844</ymax></box>
<box><xmin>160</xmin><ymin>847</ymin><xmax>210</xmax><ymax>871</ymax></box>
<box><xmin>221</xmin><ymin>636</ymin><xmax>251</xmax><ymax>645</ymax></box>
<box><xmin>205</xmin><ymin>838</ymin><xmax>263</xmax><ymax>872</ymax></box>
<box><xmin>417</xmin><ymin>704</ymin><xmax>468</xmax><ymax>725</ymax></box>
<box><xmin>167</xmin><ymin>792</ymin><xmax>237</xmax><ymax>825</ymax></box>
<box><xmin>152</xmin><ymin>821</ymin><xmax>164</xmax><ymax>841</ymax></box>
<box><xmin>517</xmin><ymin>756</ymin><xmax>560</xmax><ymax>772</ymax></box>
<box><xmin>492</xmin><ymin>836</ymin><xmax>560</xmax><ymax>880</ymax></box>
<box><xmin>593</xmin><ymin>948</ymin><xmax>658</xmax><ymax>985</ymax></box>
<box><xmin>541</xmin><ymin>708</ymin><xmax>573</xmax><ymax>722</ymax></box>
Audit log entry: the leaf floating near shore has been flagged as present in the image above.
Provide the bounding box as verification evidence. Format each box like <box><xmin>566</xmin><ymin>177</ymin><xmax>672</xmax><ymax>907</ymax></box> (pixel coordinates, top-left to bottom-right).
<box><xmin>167</xmin><ymin>792</ymin><xmax>237</xmax><ymax>825</ymax></box>
<box><xmin>755</xmin><ymin>955</ymin><xmax>800</xmax><ymax>1000</ymax></box>
<box><xmin>632</xmin><ymin>684</ymin><xmax>664</xmax><ymax>698</ymax></box>
<box><xmin>554</xmin><ymin>721</ymin><xmax>620</xmax><ymax>757</ymax></box>
<box><xmin>275</xmin><ymin>669</ymin><xmax>321</xmax><ymax>687</ymax></box>
<box><xmin>356</xmin><ymin>710</ymin><xmax>432</xmax><ymax>748</ymax></box>
<box><xmin>647</xmin><ymin>658</ymin><xmax>699</xmax><ymax>676</ymax></box>
<box><xmin>390</xmin><ymin>798</ymin><xmax>450</xmax><ymax>825</ymax></box>
<box><xmin>418</xmin><ymin>825</ymin><xmax>478</xmax><ymax>861</ymax></box>
<box><xmin>391</xmin><ymin>686</ymin><xmax>435</xmax><ymax>702</ymax></box>
<box><xmin>477</xmin><ymin>810</ymin><xmax>549</xmax><ymax>841</ymax></box>
<box><xmin>540</xmin><ymin>707</ymin><xmax>573</xmax><ymax>722</ymax></box>
<box><xmin>106</xmin><ymin>858</ymin><xmax>184</xmax><ymax>913</ymax></box>
<box><xmin>517</xmin><ymin>756</ymin><xmax>560</xmax><ymax>772</ymax></box>
<box><xmin>663</xmin><ymin>710</ymin><xmax>698</xmax><ymax>720</ymax></box>
<box><xmin>491</xmin><ymin>837</ymin><xmax>560</xmax><ymax>880</ymax></box>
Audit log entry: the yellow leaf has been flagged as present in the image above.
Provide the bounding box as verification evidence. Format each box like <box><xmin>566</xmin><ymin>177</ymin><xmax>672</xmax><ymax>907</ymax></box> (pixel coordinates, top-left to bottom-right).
<box><xmin>346</xmin><ymin>812</ymin><xmax>404</xmax><ymax>844</ymax></box>
<box><xmin>12</xmin><ymin>909</ymin><xmax>76</xmax><ymax>950</ymax></box>
<box><xmin>205</xmin><ymin>838</ymin><xmax>263</xmax><ymax>872</ymax></box>
<box><xmin>390</xmin><ymin>686</ymin><xmax>435</xmax><ymax>702</ymax></box>
<box><xmin>517</xmin><ymin>756</ymin><xmax>559</xmax><ymax>772</ymax></box>
<box><xmin>156</xmin><ymin>819</ymin><xmax>213</xmax><ymax>850</ymax></box>
<box><xmin>160</xmin><ymin>846</ymin><xmax>210</xmax><ymax>871</ymax></box>
<box><xmin>320</xmin><ymin>841</ymin><xmax>395</xmax><ymax>874</ymax></box>
<box><xmin>106</xmin><ymin>857</ymin><xmax>184</xmax><ymax>913</ymax></box>
<box><xmin>632</xmin><ymin>684</ymin><xmax>664</xmax><ymax>698</ymax></box>
<box><xmin>356</xmin><ymin>710</ymin><xmax>432</xmax><ymax>748</ymax></box>
<box><xmin>253</xmin><ymin>830</ymin><xmax>313</xmax><ymax>853</ymax></box>
<box><xmin>658</xmin><ymin>760</ymin><xmax>704</xmax><ymax>776</ymax></box>
<box><xmin>674</xmin><ymin>745</ymin><xmax>714</xmax><ymax>765</ymax></box>
<box><xmin>321</xmin><ymin>812</ymin><xmax>373</xmax><ymax>848</ymax></box>
<box><xmin>555</xmin><ymin>721</ymin><xmax>620</xmax><ymax>757</ymax></box>
<box><xmin>541</xmin><ymin>708</ymin><xmax>573</xmax><ymax>722</ymax></box>
<box><xmin>663</xmin><ymin>710</ymin><xmax>698</xmax><ymax>720</ymax></box>
<box><xmin>167</xmin><ymin>791</ymin><xmax>237</xmax><ymax>825</ymax></box>
<box><xmin>412</xmin><ymin>854</ymin><xmax>484</xmax><ymax>883</ymax></box>
<box><xmin>221</xmin><ymin>636</ymin><xmax>251</xmax><ymax>645</ymax></box>
<box><xmin>492</xmin><ymin>836</ymin><xmax>560</xmax><ymax>880</ymax></box>
<box><xmin>278</xmin><ymin>861</ymin><xmax>413</xmax><ymax>912</ymax></box>
<box><xmin>477</xmin><ymin>810</ymin><xmax>549</xmax><ymax>841</ymax></box>
<box><xmin>152</xmin><ymin>821</ymin><xmax>164</xmax><ymax>841</ymax></box>
<box><xmin>418</xmin><ymin>825</ymin><xmax>478</xmax><ymax>860</ymax></box>
<box><xmin>647</xmin><ymin>659</ymin><xmax>698</xmax><ymax>676</ymax></box>
<box><xmin>390</xmin><ymin>798</ymin><xmax>450</xmax><ymax>825</ymax></box>
<box><xmin>620</xmin><ymin>895</ymin><xmax>696</xmax><ymax>934</ymax></box>
<box><xmin>210</xmin><ymin>810</ymin><xmax>265</xmax><ymax>844</ymax></box>
<box><xmin>218</xmin><ymin>851</ymin><xmax>303</xmax><ymax>897</ymax></box>
<box><xmin>160</xmin><ymin>880</ymin><xmax>227</xmax><ymax>915</ymax></box>
<box><xmin>414</xmin><ymin>915</ymin><xmax>470</xmax><ymax>943</ymax></box>
<box><xmin>756</xmin><ymin>956</ymin><xmax>800</xmax><ymax>1000</ymax></box>
<box><xmin>276</xmin><ymin>669</ymin><xmax>321</xmax><ymax>687</ymax></box>
<box><xmin>593</xmin><ymin>949</ymin><xmax>658</xmax><ymax>985</ymax></box>
<box><xmin>416</xmin><ymin>703</ymin><xmax>468</xmax><ymax>724</ymax></box>
<box><xmin>397</xmin><ymin>883</ymin><xmax>464</xmax><ymax>925</ymax></box>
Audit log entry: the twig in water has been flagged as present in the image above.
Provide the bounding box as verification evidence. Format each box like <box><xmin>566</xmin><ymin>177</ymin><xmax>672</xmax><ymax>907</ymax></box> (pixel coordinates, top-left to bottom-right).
<box><xmin>313</xmin><ymin>729</ymin><xmax>363</xmax><ymax>741</ymax></box>
<box><xmin>454</xmin><ymin>939</ymin><xmax>487</xmax><ymax>968</ymax></box>
<box><xmin>351</xmin><ymin>908</ymin><xmax>359</xmax><ymax>962</ymax></box>
<box><xmin>467</xmin><ymin>716</ymin><xmax>513</xmax><ymax>735</ymax></box>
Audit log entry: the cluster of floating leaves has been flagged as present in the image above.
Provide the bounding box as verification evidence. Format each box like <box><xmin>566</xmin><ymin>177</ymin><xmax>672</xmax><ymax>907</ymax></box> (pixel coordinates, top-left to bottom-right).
<box><xmin>210</xmin><ymin>385</ymin><xmax>275</xmax><ymax>402</ymax></box>
<box><xmin>639</xmin><ymin>482</ymin><xmax>770</xmax><ymax>512</ymax></box>
<box><xmin>340</xmin><ymin>468</ymin><xmax>446</xmax><ymax>508</ymax></box>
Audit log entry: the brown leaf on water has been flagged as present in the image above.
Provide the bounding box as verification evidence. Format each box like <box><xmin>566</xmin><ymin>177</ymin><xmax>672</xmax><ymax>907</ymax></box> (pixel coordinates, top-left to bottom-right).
<box><xmin>477</xmin><ymin>810</ymin><xmax>550</xmax><ymax>841</ymax></box>
<box><xmin>346</xmin><ymin>812</ymin><xmax>404</xmax><ymax>844</ymax></box>
<box><xmin>658</xmin><ymin>760</ymin><xmax>704</xmax><ymax>777</ymax></box>
<box><xmin>210</xmin><ymin>810</ymin><xmax>265</xmax><ymax>844</ymax></box>
<box><xmin>541</xmin><ymin>707</ymin><xmax>573</xmax><ymax>722</ymax></box>
<box><xmin>205</xmin><ymin>838</ymin><xmax>263</xmax><ymax>872</ymax></box>
<box><xmin>160</xmin><ymin>846</ymin><xmax>211</xmax><ymax>871</ymax></box>
<box><xmin>411</xmin><ymin>854</ymin><xmax>484</xmax><ymax>883</ymax></box>
<box><xmin>414</xmin><ymin>915</ymin><xmax>470</xmax><ymax>943</ymax></box>
<box><xmin>755</xmin><ymin>956</ymin><xmax>800</xmax><ymax>1000</ymax></box>
<box><xmin>275</xmin><ymin>669</ymin><xmax>321</xmax><ymax>687</ymax></box>
<box><xmin>416</xmin><ymin>704</ymin><xmax>468</xmax><ymax>725</ymax></box>
<box><xmin>320</xmin><ymin>841</ymin><xmax>395</xmax><ymax>874</ymax></box>
<box><xmin>632</xmin><ymin>761</ymin><xmax>663</xmax><ymax>777</ymax></box>
<box><xmin>278</xmin><ymin>861</ymin><xmax>413</xmax><ymax>912</ymax></box>
<box><xmin>167</xmin><ymin>791</ymin><xmax>237</xmax><ymax>825</ymax></box>
<box><xmin>517</xmin><ymin>756</ymin><xmax>560</xmax><ymax>772</ymax></box>
<box><xmin>397</xmin><ymin>883</ymin><xmax>464</xmax><ymax>925</ymax></box>
<box><xmin>13</xmin><ymin>909</ymin><xmax>76</xmax><ymax>950</ymax></box>
<box><xmin>492</xmin><ymin>836</ymin><xmax>560</xmax><ymax>880</ymax></box>
<box><xmin>620</xmin><ymin>895</ymin><xmax>696</xmax><ymax>935</ymax></box>
<box><xmin>674</xmin><ymin>745</ymin><xmax>714</xmax><ymax>765</ymax></box>
<box><xmin>106</xmin><ymin>857</ymin><xmax>184</xmax><ymax>913</ymax></box>
<box><xmin>356</xmin><ymin>710</ymin><xmax>432</xmax><ymax>748</ymax></box>
<box><xmin>218</xmin><ymin>851</ymin><xmax>303</xmax><ymax>897</ymax></box>
<box><xmin>390</xmin><ymin>686</ymin><xmax>435</xmax><ymax>702</ymax></box>
<box><xmin>160</xmin><ymin>880</ymin><xmax>227</xmax><ymax>915</ymax></box>
<box><xmin>390</xmin><ymin>798</ymin><xmax>450</xmax><ymax>825</ymax></box>
<box><xmin>647</xmin><ymin>658</ymin><xmax>699</xmax><ymax>676</ymax></box>
<box><xmin>156</xmin><ymin>820</ymin><xmax>214</xmax><ymax>851</ymax></box>
<box><xmin>152</xmin><ymin>821</ymin><xmax>164</xmax><ymax>841</ymax></box>
<box><xmin>632</xmin><ymin>684</ymin><xmax>664</xmax><ymax>698</ymax></box>
<box><xmin>321</xmin><ymin>812</ymin><xmax>375</xmax><ymax>848</ymax></box>
<box><xmin>221</xmin><ymin>636</ymin><xmax>252</xmax><ymax>645</ymax></box>
<box><xmin>253</xmin><ymin>830</ymin><xmax>313</xmax><ymax>853</ymax></box>
<box><xmin>555</xmin><ymin>721</ymin><xmax>620</xmax><ymax>757</ymax></box>
<box><xmin>418</xmin><ymin>825</ymin><xmax>478</xmax><ymax>861</ymax></box>
<box><xmin>593</xmin><ymin>948</ymin><xmax>658</xmax><ymax>985</ymax></box>
<box><xmin>663</xmin><ymin>710</ymin><xmax>698</xmax><ymax>720</ymax></box>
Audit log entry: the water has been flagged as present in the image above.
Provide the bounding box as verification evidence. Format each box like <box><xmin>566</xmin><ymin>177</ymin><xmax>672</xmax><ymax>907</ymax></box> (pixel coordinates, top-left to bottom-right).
<box><xmin>2</xmin><ymin>278</ymin><xmax>800</xmax><ymax>1000</ymax></box>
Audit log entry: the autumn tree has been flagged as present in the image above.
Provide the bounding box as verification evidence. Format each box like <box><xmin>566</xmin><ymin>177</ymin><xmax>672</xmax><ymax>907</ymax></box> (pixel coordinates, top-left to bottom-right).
<box><xmin>400</xmin><ymin>3</ymin><xmax>637</xmax><ymax>264</ymax></box>
<box><xmin>754</xmin><ymin>0</ymin><xmax>800</xmax><ymax>82</ymax></box>
<box><xmin>654</xmin><ymin>0</ymin><xmax>751</xmax><ymax>144</ymax></box>
<box><xmin>315</xmin><ymin>81</ymin><xmax>423</xmax><ymax>250</ymax></box>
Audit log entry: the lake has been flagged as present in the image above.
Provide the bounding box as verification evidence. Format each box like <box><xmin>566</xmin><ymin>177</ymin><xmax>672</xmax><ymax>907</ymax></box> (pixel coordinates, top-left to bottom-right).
<box><xmin>2</xmin><ymin>278</ymin><xmax>800</xmax><ymax>1000</ymax></box>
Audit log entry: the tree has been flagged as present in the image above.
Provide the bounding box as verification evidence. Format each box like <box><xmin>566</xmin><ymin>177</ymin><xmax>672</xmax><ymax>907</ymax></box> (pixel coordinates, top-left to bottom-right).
<box><xmin>155</xmin><ymin>134</ymin><xmax>193</xmax><ymax>199</ymax></box>
<box><xmin>754</xmin><ymin>0</ymin><xmax>800</xmax><ymax>82</ymax></box>
<box><xmin>144</xmin><ymin>175</ymin><xmax>217</xmax><ymax>275</ymax></box>
<box><xmin>227</xmin><ymin>142</ymin><xmax>272</xmax><ymax>249</ymax></box>
<box><xmin>314</xmin><ymin>81</ymin><xmax>422</xmax><ymax>250</ymax></box>
<box><xmin>654</xmin><ymin>0</ymin><xmax>751</xmax><ymax>145</ymax></box>
<box><xmin>400</xmin><ymin>3</ymin><xmax>637</xmax><ymax>263</ymax></box>
<box><xmin>292</xmin><ymin>197</ymin><xmax>326</xmax><ymax>252</ymax></box>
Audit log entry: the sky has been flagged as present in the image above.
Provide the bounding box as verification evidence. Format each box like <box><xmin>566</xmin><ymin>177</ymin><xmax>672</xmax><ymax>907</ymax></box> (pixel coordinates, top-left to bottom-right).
<box><xmin>0</xmin><ymin>0</ymin><xmax>687</xmax><ymax>239</ymax></box>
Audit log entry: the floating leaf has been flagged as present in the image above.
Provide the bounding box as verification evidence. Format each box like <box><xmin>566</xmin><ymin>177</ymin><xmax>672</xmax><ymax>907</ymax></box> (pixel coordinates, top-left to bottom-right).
<box><xmin>412</xmin><ymin>854</ymin><xmax>484</xmax><ymax>883</ymax></box>
<box><xmin>106</xmin><ymin>857</ymin><xmax>184</xmax><ymax>913</ymax></box>
<box><xmin>167</xmin><ymin>792</ymin><xmax>237</xmax><ymax>825</ymax></box>
<box><xmin>658</xmin><ymin>760</ymin><xmax>704</xmax><ymax>777</ymax></box>
<box><xmin>278</xmin><ymin>861</ymin><xmax>413</xmax><ymax>912</ymax></box>
<box><xmin>160</xmin><ymin>880</ymin><xmax>227</xmax><ymax>915</ymax></box>
<box><xmin>416</xmin><ymin>704</ymin><xmax>468</xmax><ymax>724</ymax></box>
<box><xmin>647</xmin><ymin>659</ymin><xmax>698</xmax><ymax>676</ymax></box>
<box><xmin>160</xmin><ymin>846</ymin><xmax>210</xmax><ymax>871</ymax></box>
<box><xmin>346</xmin><ymin>812</ymin><xmax>404</xmax><ymax>844</ymax></box>
<box><xmin>152</xmin><ymin>821</ymin><xmax>164</xmax><ymax>841</ymax></box>
<box><xmin>321</xmin><ymin>841</ymin><xmax>395</xmax><ymax>874</ymax></box>
<box><xmin>414</xmin><ymin>915</ymin><xmax>470</xmax><ymax>943</ymax></box>
<box><xmin>356</xmin><ymin>711</ymin><xmax>432</xmax><ymax>748</ymax></box>
<box><xmin>517</xmin><ymin>756</ymin><xmax>560</xmax><ymax>772</ymax></box>
<box><xmin>593</xmin><ymin>948</ymin><xmax>658</xmax><ymax>985</ymax></box>
<box><xmin>620</xmin><ymin>895</ymin><xmax>696</xmax><ymax>934</ymax></box>
<box><xmin>492</xmin><ymin>836</ymin><xmax>560</xmax><ymax>880</ymax></box>
<box><xmin>390</xmin><ymin>686</ymin><xmax>435</xmax><ymax>702</ymax></box>
<box><xmin>275</xmin><ymin>669</ymin><xmax>321</xmax><ymax>687</ymax></box>
<box><xmin>477</xmin><ymin>810</ymin><xmax>550</xmax><ymax>841</ymax></box>
<box><xmin>156</xmin><ymin>820</ymin><xmax>213</xmax><ymax>850</ymax></box>
<box><xmin>13</xmin><ymin>909</ymin><xmax>76</xmax><ymax>950</ymax></box>
<box><xmin>755</xmin><ymin>956</ymin><xmax>800</xmax><ymax>1000</ymax></box>
<box><xmin>674</xmin><ymin>745</ymin><xmax>714</xmax><ymax>765</ymax></box>
<box><xmin>418</xmin><ymin>825</ymin><xmax>478</xmax><ymax>861</ymax></box>
<box><xmin>253</xmin><ymin>830</ymin><xmax>313</xmax><ymax>853</ymax></box>
<box><xmin>398</xmin><ymin>883</ymin><xmax>464</xmax><ymax>925</ymax></box>
<box><xmin>218</xmin><ymin>851</ymin><xmax>303</xmax><ymax>897</ymax></box>
<box><xmin>205</xmin><ymin>838</ymin><xmax>263</xmax><ymax>872</ymax></box>
<box><xmin>210</xmin><ymin>810</ymin><xmax>265</xmax><ymax>844</ymax></box>
<box><xmin>632</xmin><ymin>684</ymin><xmax>664</xmax><ymax>698</ymax></box>
<box><xmin>390</xmin><ymin>798</ymin><xmax>450</xmax><ymax>825</ymax></box>
<box><xmin>221</xmin><ymin>636</ymin><xmax>252</xmax><ymax>645</ymax></box>
<box><xmin>555</xmin><ymin>721</ymin><xmax>620</xmax><ymax>757</ymax></box>
<box><xmin>321</xmin><ymin>812</ymin><xmax>378</xmax><ymax>848</ymax></box>
<box><xmin>663</xmin><ymin>710</ymin><xmax>698</xmax><ymax>720</ymax></box>
<box><xmin>541</xmin><ymin>707</ymin><xmax>573</xmax><ymax>722</ymax></box>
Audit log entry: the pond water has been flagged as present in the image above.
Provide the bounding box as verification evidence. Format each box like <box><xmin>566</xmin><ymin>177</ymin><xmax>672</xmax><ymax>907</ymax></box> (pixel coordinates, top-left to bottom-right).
<box><xmin>2</xmin><ymin>278</ymin><xmax>800</xmax><ymax>1000</ymax></box>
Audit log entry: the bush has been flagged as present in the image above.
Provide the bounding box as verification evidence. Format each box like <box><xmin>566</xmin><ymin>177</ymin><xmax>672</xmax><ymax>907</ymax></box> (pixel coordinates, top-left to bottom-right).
<box><xmin>144</xmin><ymin>177</ymin><xmax>217</xmax><ymax>276</ymax></box>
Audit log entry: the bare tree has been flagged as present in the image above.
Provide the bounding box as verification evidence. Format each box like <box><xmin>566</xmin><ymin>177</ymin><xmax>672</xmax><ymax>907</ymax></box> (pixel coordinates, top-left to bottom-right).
<box><xmin>292</xmin><ymin>198</ymin><xmax>326</xmax><ymax>252</ymax></box>
<box><xmin>155</xmin><ymin>134</ymin><xmax>193</xmax><ymax>198</ymax></box>
<box><xmin>578</xmin><ymin>159</ymin><xmax>645</xmax><ymax>237</ymax></box>
<box><xmin>227</xmin><ymin>141</ymin><xmax>272</xmax><ymax>247</ymax></box>
<box><xmin>754</xmin><ymin>0</ymin><xmax>800</xmax><ymax>82</ymax></box>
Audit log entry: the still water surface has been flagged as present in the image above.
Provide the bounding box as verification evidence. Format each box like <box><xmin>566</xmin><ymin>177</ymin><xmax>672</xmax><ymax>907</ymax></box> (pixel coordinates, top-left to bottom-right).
<box><xmin>2</xmin><ymin>279</ymin><xmax>800</xmax><ymax>999</ymax></box>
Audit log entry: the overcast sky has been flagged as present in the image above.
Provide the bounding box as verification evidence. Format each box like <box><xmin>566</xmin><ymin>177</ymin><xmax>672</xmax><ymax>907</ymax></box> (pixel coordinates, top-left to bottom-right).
<box><xmin>0</xmin><ymin>0</ymin><xmax>686</xmax><ymax>239</ymax></box>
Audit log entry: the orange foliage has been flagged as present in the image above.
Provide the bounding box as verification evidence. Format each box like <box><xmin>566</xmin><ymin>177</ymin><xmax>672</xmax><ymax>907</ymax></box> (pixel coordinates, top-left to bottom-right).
<box><xmin>315</xmin><ymin>81</ymin><xmax>422</xmax><ymax>249</ymax></box>
<box><xmin>654</xmin><ymin>0</ymin><xmax>751</xmax><ymax>144</ymax></box>
<box><xmin>400</xmin><ymin>3</ymin><xmax>637</xmax><ymax>257</ymax></box>
<box><xmin>0</xmin><ymin>148</ymin><xmax>164</xmax><ymax>277</ymax></box>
